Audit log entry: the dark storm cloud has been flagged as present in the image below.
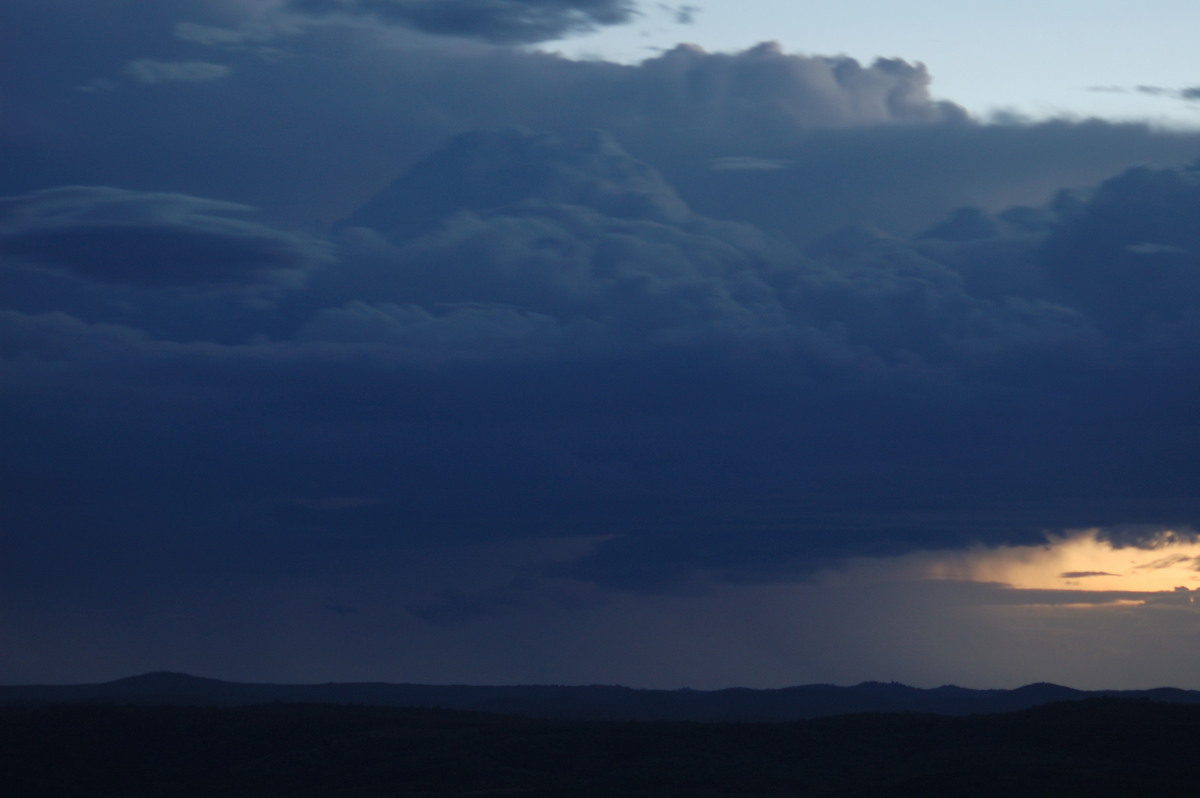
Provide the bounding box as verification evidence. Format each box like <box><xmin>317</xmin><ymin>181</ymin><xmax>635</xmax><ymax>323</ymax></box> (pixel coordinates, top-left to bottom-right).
<box><xmin>1040</xmin><ymin>160</ymin><xmax>1200</xmax><ymax>342</ymax></box>
<box><xmin>322</xmin><ymin>128</ymin><xmax>1100</xmax><ymax>373</ymax></box>
<box><xmin>0</xmin><ymin>186</ymin><xmax>333</xmax><ymax>287</ymax></box>
<box><xmin>286</xmin><ymin>0</ymin><xmax>637</xmax><ymax>43</ymax></box>
<box><xmin>324</xmin><ymin>129</ymin><xmax>790</xmax><ymax>352</ymax></box>
<box><xmin>9</xmin><ymin>126</ymin><xmax>1200</xmax><ymax>598</ymax></box>
<box><xmin>1096</xmin><ymin>526</ymin><xmax>1200</xmax><ymax>550</ymax></box>
<box><xmin>5</xmin><ymin>1</ymin><xmax>1200</xmax><ymax>635</ymax></box>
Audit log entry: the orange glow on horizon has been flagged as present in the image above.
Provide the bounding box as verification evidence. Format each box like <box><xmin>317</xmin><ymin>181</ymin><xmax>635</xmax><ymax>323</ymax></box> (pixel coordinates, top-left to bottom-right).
<box><xmin>922</xmin><ymin>528</ymin><xmax>1200</xmax><ymax>592</ymax></box>
<box><xmin>829</xmin><ymin>527</ymin><xmax>1200</xmax><ymax>601</ymax></box>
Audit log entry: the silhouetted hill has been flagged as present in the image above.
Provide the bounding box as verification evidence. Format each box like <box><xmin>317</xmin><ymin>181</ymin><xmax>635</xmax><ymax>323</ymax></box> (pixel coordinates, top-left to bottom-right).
<box><xmin>3</xmin><ymin>698</ymin><xmax>1200</xmax><ymax>796</ymax></box>
<box><xmin>3</xmin><ymin>672</ymin><xmax>1200</xmax><ymax>721</ymax></box>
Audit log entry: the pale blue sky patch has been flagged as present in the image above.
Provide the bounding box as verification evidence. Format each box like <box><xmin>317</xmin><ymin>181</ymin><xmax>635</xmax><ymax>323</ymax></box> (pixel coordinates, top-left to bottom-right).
<box><xmin>546</xmin><ymin>0</ymin><xmax>1200</xmax><ymax>127</ymax></box>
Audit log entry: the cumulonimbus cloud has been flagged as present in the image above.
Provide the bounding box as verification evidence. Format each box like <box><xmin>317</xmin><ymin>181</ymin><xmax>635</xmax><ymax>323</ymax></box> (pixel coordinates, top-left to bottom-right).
<box><xmin>5</xmin><ymin>1</ymin><xmax>1200</xmax><ymax>607</ymax></box>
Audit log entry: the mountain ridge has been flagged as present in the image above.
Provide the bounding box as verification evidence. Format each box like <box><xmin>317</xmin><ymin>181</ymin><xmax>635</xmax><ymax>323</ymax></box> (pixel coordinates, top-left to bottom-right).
<box><xmin>4</xmin><ymin>672</ymin><xmax>1197</xmax><ymax>721</ymax></box>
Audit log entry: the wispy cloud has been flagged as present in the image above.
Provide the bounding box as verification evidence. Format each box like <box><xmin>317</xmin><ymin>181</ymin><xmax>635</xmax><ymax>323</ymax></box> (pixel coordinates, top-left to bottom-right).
<box><xmin>1088</xmin><ymin>84</ymin><xmax>1200</xmax><ymax>103</ymax></box>
<box><xmin>122</xmin><ymin>59</ymin><xmax>233</xmax><ymax>84</ymax></box>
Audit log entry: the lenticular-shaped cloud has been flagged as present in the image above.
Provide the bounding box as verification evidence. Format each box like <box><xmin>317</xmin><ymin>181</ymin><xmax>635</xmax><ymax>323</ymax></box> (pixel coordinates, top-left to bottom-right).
<box><xmin>287</xmin><ymin>0</ymin><xmax>637</xmax><ymax>43</ymax></box>
<box><xmin>0</xmin><ymin>186</ymin><xmax>334</xmax><ymax>286</ymax></box>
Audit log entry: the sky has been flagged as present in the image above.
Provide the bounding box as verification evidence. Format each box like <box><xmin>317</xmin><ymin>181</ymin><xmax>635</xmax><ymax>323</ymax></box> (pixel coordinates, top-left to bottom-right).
<box><xmin>561</xmin><ymin>0</ymin><xmax>1200</xmax><ymax>128</ymax></box>
<box><xmin>2</xmin><ymin>0</ymin><xmax>1200</xmax><ymax>691</ymax></box>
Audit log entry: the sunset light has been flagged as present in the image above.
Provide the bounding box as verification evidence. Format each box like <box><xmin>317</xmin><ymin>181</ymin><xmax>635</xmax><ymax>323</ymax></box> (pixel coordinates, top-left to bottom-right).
<box><xmin>922</xmin><ymin>528</ymin><xmax>1200</xmax><ymax>593</ymax></box>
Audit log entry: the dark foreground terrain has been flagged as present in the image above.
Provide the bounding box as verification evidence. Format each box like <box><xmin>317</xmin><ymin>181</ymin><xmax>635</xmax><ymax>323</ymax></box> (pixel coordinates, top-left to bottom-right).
<box><xmin>3</xmin><ymin>698</ymin><xmax>1199</xmax><ymax>796</ymax></box>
